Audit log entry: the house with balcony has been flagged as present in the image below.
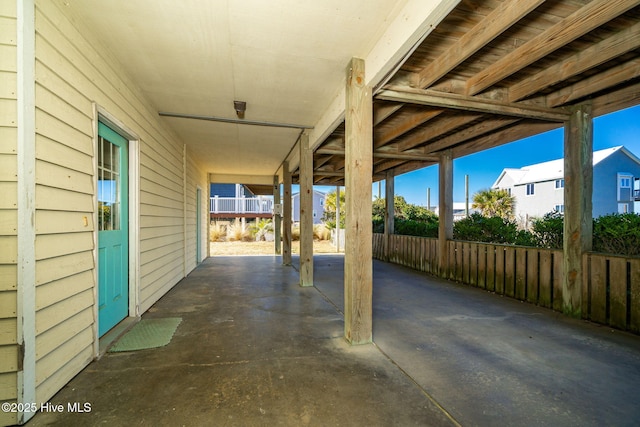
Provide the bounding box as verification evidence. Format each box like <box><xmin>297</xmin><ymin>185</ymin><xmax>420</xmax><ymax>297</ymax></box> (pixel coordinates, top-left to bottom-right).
<box><xmin>492</xmin><ymin>146</ymin><xmax>640</xmax><ymax>223</ymax></box>
<box><xmin>209</xmin><ymin>183</ymin><xmax>273</xmax><ymax>221</ymax></box>
<box><xmin>292</xmin><ymin>189</ymin><xmax>326</xmax><ymax>225</ymax></box>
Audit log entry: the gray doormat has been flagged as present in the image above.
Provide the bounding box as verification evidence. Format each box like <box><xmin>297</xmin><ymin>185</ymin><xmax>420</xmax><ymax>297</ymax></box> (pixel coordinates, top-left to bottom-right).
<box><xmin>108</xmin><ymin>317</ymin><xmax>182</xmax><ymax>352</ymax></box>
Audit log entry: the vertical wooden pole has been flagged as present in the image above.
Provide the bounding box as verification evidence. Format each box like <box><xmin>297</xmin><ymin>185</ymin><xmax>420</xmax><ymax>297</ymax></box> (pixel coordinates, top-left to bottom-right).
<box><xmin>385</xmin><ymin>171</ymin><xmax>395</xmax><ymax>261</ymax></box>
<box><xmin>335</xmin><ymin>185</ymin><xmax>341</xmax><ymax>253</ymax></box>
<box><xmin>283</xmin><ymin>161</ymin><xmax>292</xmax><ymax>266</ymax></box>
<box><xmin>299</xmin><ymin>132</ymin><xmax>314</xmax><ymax>287</ymax></box>
<box><xmin>563</xmin><ymin>102</ymin><xmax>593</xmax><ymax>318</ymax></box>
<box><xmin>273</xmin><ymin>175</ymin><xmax>281</xmax><ymax>255</ymax></box>
<box><xmin>465</xmin><ymin>174</ymin><xmax>469</xmax><ymax>218</ymax></box>
<box><xmin>344</xmin><ymin>57</ymin><xmax>373</xmax><ymax>345</ymax></box>
<box><xmin>438</xmin><ymin>150</ymin><xmax>453</xmax><ymax>277</ymax></box>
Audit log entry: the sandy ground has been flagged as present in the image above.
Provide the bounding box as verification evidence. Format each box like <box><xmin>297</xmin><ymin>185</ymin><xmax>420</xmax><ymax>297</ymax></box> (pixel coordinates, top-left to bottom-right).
<box><xmin>209</xmin><ymin>240</ymin><xmax>341</xmax><ymax>256</ymax></box>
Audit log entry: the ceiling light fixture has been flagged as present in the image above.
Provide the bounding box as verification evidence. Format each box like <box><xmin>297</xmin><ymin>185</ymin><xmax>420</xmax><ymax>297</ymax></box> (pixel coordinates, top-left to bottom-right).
<box><xmin>234</xmin><ymin>100</ymin><xmax>246</xmax><ymax>119</ymax></box>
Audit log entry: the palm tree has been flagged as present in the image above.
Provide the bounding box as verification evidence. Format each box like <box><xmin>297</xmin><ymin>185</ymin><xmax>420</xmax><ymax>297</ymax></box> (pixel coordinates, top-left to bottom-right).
<box><xmin>321</xmin><ymin>189</ymin><xmax>346</xmax><ymax>229</ymax></box>
<box><xmin>472</xmin><ymin>188</ymin><xmax>515</xmax><ymax>220</ymax></box>
<box><xmin>250</xmin><ymin>219</ymin><xmax>273</xmax><ymax>241</ymax></box>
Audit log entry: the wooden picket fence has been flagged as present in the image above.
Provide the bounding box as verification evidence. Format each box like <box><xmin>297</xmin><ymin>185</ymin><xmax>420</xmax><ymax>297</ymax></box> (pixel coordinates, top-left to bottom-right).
<box><xmin>372</xmin><ymin>233</ymin><xmax>640</xmax><ymax>334</ymax></box>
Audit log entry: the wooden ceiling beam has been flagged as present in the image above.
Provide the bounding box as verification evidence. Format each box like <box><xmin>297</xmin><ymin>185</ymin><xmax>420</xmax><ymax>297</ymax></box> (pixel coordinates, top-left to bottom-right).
<box><xmin>374</xmin><ymin>159</ymin><xmax>408</xmax><ymax>175</ymax></box>
<box><xmin>396</xmin><ymin>112</ymin><xmax>482</xmax><ymax>152</ymax></box>
<box><xmin>590</xmin><ymin>79</ymin><xmax>640</xmax><ymax>119</ymax></box>
<box><xmin>373</xmin><ymin>103</ymin><xmax>404</xmax><ymax>125</ymax></box>
<box><xmin>374</xmin><ymin>109</ymin><xmax>443</xmax><ymax>149</ymax></box>
<box><xmin>422</xmin><ymin>117</ymin><xmax>521</xmax><ymax>155</ymax></box>
<box><xmin>388</xmin><ymin>160</ymin><xmax>436</xmax><ymax>178</ymax></box>
<box><xmin>452</xmin><ymin>121</ymin><xmax>559</xmax><ymax>159</ymax></box>
<box><xmin>466</xmin><ymin>0</ymin><xmax>640</xmax><ymax>96</ymax></box>
<box><xmin>546</xmin><ymin>59</ymin><xmax>640</xmax><ymax>108</ymax></box>
<box><xmin>313</xmin><ymin>171</ymin><xmax>344</xmax><ymax>177</ymax></box>
<box><xmin>378</xmin><ymin>85</ymin><xmax>570</xmax><ymax>121</ymax></box>
<box><xmin>315</xmin><ymin>147</ymin><xmax>438</xmax><ymax>162</ymax></box>
<box><xmin>509</xmin><ymin>20</ymin><xmax>640</xmax><ymax>102</ymax></box>
<box><xmin>412</xmin><ymin>0</ymin><xmax>545</xmax><ymax>89</ymax></box>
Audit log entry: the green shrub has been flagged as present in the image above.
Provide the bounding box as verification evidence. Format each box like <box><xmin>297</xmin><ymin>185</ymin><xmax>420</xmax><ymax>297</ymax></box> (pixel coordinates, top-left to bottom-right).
<box><xmin>395</xmin><ymin>218</ymin><xmax>438</xmax><ymax>238</ymax></box>
<box><xmin>372</xmin><ymin>218</ymin><xmax>384</xmax><ymax>233</ymax></box>
<box><xmin>453</xmin><ymin>213</ymin><xmax>518</xmax><ymax>244</ymax></box>
<box><xmin>530</xmin><ymin>211</ymin><xmax>564</xmax><ymax>249</ymax></box>
<box><xmin>593</xmin><ymin>213</ymin><xmax>640</xmax><ymax>256</ymax></box>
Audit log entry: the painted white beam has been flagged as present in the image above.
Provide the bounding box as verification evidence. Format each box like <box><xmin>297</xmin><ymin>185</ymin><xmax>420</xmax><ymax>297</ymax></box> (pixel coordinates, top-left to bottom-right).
<box><xmin>209</xmin><ymin>173</ymin><xmax>274</xmax><ymax>186</ymax></box>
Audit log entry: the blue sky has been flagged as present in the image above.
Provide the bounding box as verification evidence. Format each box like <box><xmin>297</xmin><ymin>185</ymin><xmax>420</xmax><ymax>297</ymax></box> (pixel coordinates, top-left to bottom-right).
<box><xmin>315</xmin><ymin>104</ymin><xmax>640</xmax><ymax>206</ymax></box>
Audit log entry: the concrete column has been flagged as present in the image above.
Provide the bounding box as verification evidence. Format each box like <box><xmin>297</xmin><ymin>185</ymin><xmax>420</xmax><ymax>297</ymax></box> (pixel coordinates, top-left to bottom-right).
<box><xmin>273</xmin><ymin>175</ymin><xmax>281</xmax><ymax>255</ymax></box>
<box><xmin>438</xmin><ymin>149</ymin><xmax>453</xmax><ymax>278</ymax></box>
<box><xmin>283</xmin><ymin>161</ymin><xmax>292</xmax><ymax>266</ymax></box>
<box><xmin>344</xmin><ymin>57</ymin><xmax>373</xmax><ymax>345</ymax></box>
<box><xmin>384</xmin><ymin>171</ymin><xmax>395</xmax><ymax>261</ymax></box>
<box><xmin>299</xmin><ymin>132</ymin><xmax>313</xmax><ymax>287</ymax></box>
<box><xmin>563</xmin><ymin>102</ymin><xmax>593</xmax><ymax>318</ymax></box>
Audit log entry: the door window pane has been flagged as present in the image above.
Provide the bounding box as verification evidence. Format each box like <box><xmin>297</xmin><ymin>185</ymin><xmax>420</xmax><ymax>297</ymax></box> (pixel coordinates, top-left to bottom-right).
<box><xmin>98</xmin><ymin>135</ymin><xmax>121</xmax><ymax>231</ymax></box>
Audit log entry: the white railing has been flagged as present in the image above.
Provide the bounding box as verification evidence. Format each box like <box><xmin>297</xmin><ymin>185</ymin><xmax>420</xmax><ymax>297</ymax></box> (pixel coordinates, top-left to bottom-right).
<box><xmin>210</xmin><ymin>196</ymin><xmax>273</xmax><ymax>214</ymax></box>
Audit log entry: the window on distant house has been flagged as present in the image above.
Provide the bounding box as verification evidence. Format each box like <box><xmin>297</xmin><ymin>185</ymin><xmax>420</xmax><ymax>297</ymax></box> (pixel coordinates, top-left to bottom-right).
<box><xmin>526</xmin><ymin>183</ymin><xmax>535</xmax><ymax>195</ymax></box>
<box><xmin>554</xmin><ymin>204</ymin><xmax>565</xmax><ymax>213</ymax></box>
<box><xmin>618</xmin><ymin>173</ymin><xmax>633</xmax><ymax>201</ymax></box>
<box><xmin>618</xmin><ymin>203</ymin><xmax>629</xmax><ymax>214</ymax></box>
<box><xmin>555</xmin><ymin>179</ymin><xmax>564</xmax><ymax>189</ymax></box>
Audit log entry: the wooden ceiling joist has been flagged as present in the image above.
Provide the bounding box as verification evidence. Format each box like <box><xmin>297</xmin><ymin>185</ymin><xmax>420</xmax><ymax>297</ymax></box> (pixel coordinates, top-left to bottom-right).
<box><xmin>412</xmin><ymin>0</ymin><xmax>546</xmax><ymax>89</ymax></box>
<box><xmin>377</xmin><ymin>85</ymin><xmax>570</xmax><ymax>121</ymax></box>
<box><xmin>306</xmin><ymin>0</ymin><xmax>640</xmax><ymax>186</ymax></box>
<box><xmin>465</xmin><ymin>0</ymin><xmax>640</xmax><ymax>96</ymax></box>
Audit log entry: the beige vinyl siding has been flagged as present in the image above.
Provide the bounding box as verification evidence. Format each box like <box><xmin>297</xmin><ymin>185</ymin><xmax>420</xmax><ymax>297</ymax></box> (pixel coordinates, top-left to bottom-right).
<box><xmin>30</xmin><ymin>0</ymin><xmax>209</xmax><ymax>405</ymax></box>
<box><xmin>0</xmin><ymin>1</ymin><xmax>18</xmax><ymax>424</ymax></box>
<box><xmin>34</xmin><ymin>1</ymin><xmax>95</xmax><ymax>406</ymax></box>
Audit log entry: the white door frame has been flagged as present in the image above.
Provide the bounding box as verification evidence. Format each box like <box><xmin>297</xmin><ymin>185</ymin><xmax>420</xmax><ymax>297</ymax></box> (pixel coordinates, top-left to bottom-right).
<box><xmin>92</xmin><ymin>104</ymin><xmax>140</xmax><ymax>355</ymax></box>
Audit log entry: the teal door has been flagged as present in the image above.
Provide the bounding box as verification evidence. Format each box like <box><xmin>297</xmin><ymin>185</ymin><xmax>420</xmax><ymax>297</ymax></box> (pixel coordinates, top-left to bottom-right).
<box><xmin>97</xmin><ymin>122</ymin><xmax>129</xmax><ymax>336</ymax></box>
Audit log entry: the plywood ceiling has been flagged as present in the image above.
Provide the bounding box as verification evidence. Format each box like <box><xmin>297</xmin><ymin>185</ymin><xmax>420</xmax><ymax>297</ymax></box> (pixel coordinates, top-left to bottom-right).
<box><xmin>61</xmin><ymin>0</ymin><xmax>413</xmax><ymax>179</ymax></box>
<box><xmin>61</xmin><ymin>0</ymin><xmax>640</xmax><ymax>186</ymax></box>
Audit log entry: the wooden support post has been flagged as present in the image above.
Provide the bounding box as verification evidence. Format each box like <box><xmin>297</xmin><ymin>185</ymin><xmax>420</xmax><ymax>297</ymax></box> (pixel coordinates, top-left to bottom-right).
<box><xmin>273</xmin><ymin>175</ymin><xmax>281</xmax><ymax>255</ymax></box>
<box><xmin>283</xmin><ymin>161</ymin><xmax>292</xmax><ymax>265</ymax></box>
<box><xmin>438</xmin><ymin>150</ymin><xmax>453</xmax><ymax>277</ymax></box>
<box><xmin>335</xmin><ymin>185</ymin><xmax>341</xmax><ymax>253</ymax></box>
<box><xmin>563</xmin><ymin>103</ymin><xmax>593</xmax><ymax>318</ymax></box>
<box><xmin>385</xmin><ymin>170</ymin><xmax>395</xmax><ymax>261</ymax></box>
<box><xmin>344</xmin><ymin>57</ymin><xmax>373</xmax><ymax>345</ymax></box>
<box><xmin>299</xmin><ymin>132</ymin><xmax>314</xmax><ymax>286</ymax></box>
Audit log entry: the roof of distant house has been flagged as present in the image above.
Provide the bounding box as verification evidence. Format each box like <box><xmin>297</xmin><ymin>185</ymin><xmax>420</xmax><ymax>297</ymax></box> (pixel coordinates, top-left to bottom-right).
<box><xmin>492</xmin><ymin>146</ymin><xmax>640</xmax><ymax>188</ymax></box>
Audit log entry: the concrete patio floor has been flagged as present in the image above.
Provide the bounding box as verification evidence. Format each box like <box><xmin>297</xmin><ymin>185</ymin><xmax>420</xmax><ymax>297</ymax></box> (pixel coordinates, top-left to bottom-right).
<box><xmin>29</xmin><ymin>255</ymin><xmax>640</xmax><ymax>426</ymax></box>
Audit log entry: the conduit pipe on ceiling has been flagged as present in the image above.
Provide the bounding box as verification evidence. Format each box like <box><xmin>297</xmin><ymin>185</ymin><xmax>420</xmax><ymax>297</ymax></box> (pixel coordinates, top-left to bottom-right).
<box><xmin>158</xmin><ymin>111</ymin><xmax>313</xmax><ymax>130</ymax></box>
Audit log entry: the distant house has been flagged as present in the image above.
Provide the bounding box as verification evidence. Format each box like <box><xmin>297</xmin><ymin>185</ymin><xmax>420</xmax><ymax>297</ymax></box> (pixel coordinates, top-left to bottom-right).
<box><xmin>429</xmin><ymin>202</ymin><xmax>477</xmax><ymax>221</ymax></box>
<box><xmin>492</xmin><ymin>146</ymin><xmax>640</xmax><ymax>222</ymax></box>
<box><xmin>210</xmin><ymin>183</ymin><xmax>273</xmax><ymax>220</ymax></box>
<box><xmin>292</xmin><ymin>190</ymin><xmax>326</xmax><ymax>224</ymax></box>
